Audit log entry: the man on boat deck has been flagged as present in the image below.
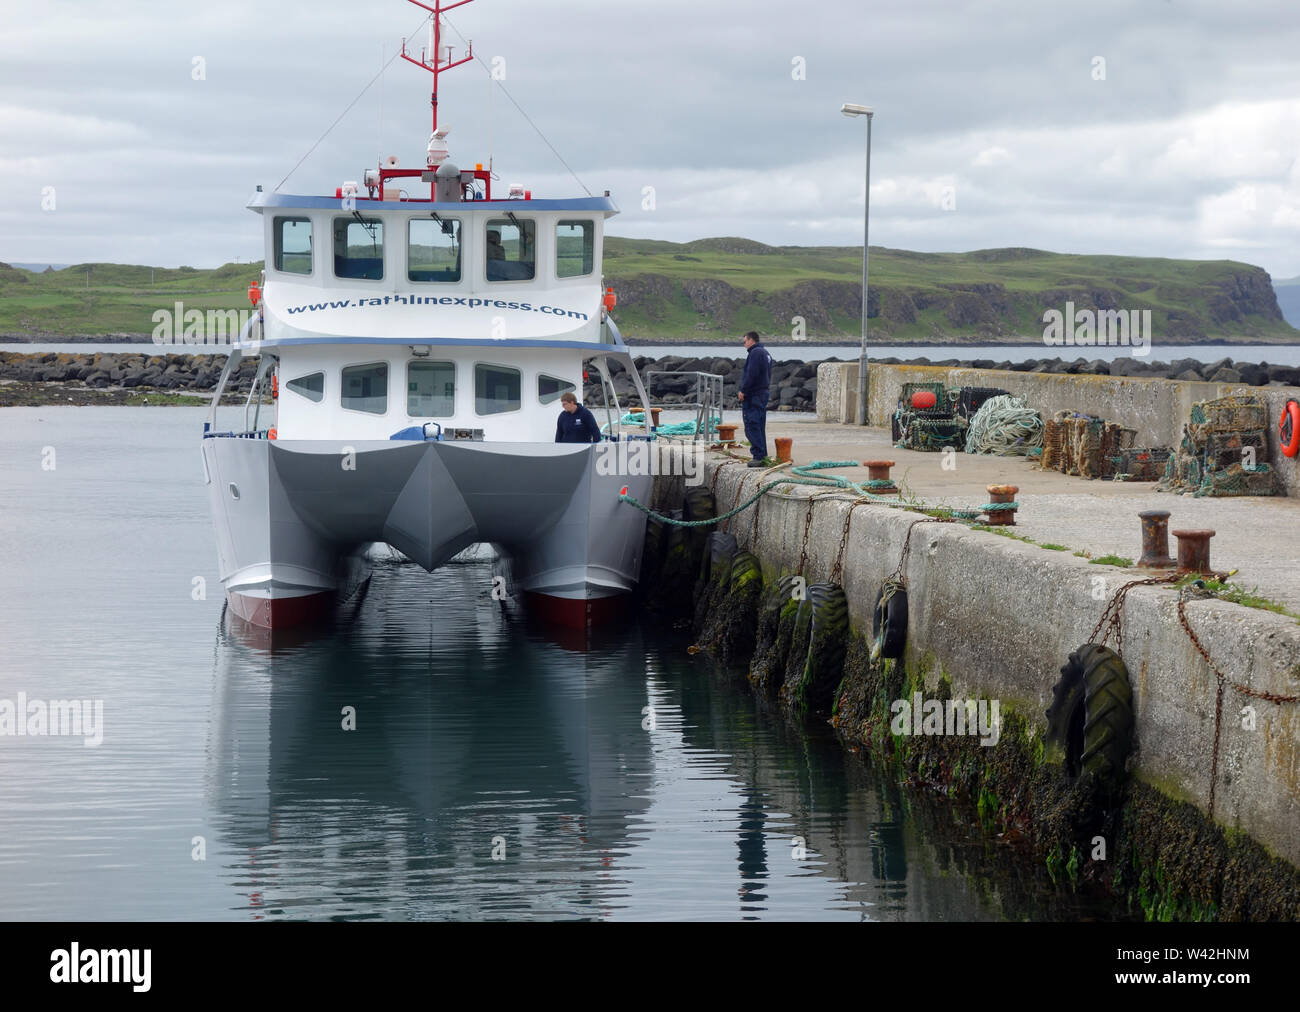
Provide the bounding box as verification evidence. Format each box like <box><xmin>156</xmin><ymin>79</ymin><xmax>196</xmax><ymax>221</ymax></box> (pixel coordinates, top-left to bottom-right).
<box><xmin>738</xmin><ymin>330</ymin><xmax>773</xmax><ymax>467</ymax></box>
<box><xmin>555</xmin><ymin>391</ymin><xmax>602</xmax><ymax>444</ymax></box>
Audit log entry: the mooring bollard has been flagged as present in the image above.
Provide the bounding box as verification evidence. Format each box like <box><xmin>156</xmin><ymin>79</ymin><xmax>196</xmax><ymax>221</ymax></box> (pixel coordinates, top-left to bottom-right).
<box><xmin>860</xmin><ymin>459</ymin><xmax>899</xmax><ymax>495</ymax></box>
<box><xmin>1137</xmin><ymin>510</ymin><xmax>1176</xmax><ymax>568</ymax></box>
<box><xmin>715</xmin><ymin>423</ymin><xmax>738</xmax><ymax>446</ymax></box>
<box><xmin>984</xmin><ymin>484</ymin><xmax>1019</xmax><ymax>526</ymax></box>
<box><xmin>774</xmin><ymin>436</ymin><xmax>793</xmax><ymax>463</ymax></box>
<box><xmin>1171</xmin><ymin>529</ymin><xmax>1216</xmax><ymax>576</ymax></box>
<box><xmin>650</xmin><ymin>407</ymin><xmax>662</xmax><ymax>428</ymax></box>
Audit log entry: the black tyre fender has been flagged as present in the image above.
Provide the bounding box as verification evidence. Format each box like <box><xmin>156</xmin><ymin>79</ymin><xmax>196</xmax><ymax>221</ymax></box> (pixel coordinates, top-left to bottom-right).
<box><xmin>682</xmin><ymin>486</ymin><xmax>716</xmax><ymax>523</ymax></box>
<box><xmin>872</xmin><ymin>579</ymin><xmax>908</xmax><ymax>660</ymax></box>
<box><xmin>1044</xmin><ymin>643</ymin><xmax>1134</xmax><ymax>784</ymax></box>
<box><xmin>727</xmin><ymin>550</ymin><xmax>762</xmax><ymax>591</ymax></box>
<box><xmin>799</xmin><ymin>583</ymin><xmax>850</xmax><ymax>713</ymax></box>
<box><xmin>704</xmin><ymin>532</ymin><xmax>739</xmax><ymax>586</ymax></box>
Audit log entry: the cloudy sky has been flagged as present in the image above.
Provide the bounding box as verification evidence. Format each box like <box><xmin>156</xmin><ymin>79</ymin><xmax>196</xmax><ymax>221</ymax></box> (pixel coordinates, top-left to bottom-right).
<box><xmin>4</xmin><ymin>0</ymin><xmax>1299</xmax><ymax>278</ymax></box>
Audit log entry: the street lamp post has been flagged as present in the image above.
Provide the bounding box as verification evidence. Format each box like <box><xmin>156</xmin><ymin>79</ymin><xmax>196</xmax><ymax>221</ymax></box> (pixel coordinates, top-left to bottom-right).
<box><xmin>841</xmin><ymin>102</ymin><xmax>873</xmax><ymax>426</ymax></box>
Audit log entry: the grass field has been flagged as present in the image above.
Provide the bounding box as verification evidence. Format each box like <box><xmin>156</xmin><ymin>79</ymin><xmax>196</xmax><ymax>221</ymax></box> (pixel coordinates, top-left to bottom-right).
<box><xmin>3</xmin><ymin>238</ymin><xmax>1295</xmax><ymax>343</ymax></box>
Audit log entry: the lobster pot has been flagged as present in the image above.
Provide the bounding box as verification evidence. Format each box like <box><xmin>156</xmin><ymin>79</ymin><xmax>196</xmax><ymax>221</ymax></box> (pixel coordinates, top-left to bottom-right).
<box><xmin>1065</xmin><ymin>417</ymin><xmax>1103</xmax><ymax>478</ymax></box>
<box><xmin>909</xmin><ymin>417</ymin><xmax>967</xmax><ymax>452</ymax></box>
<box><xmin>1190</xmin><ymin>396</ymin><xmax>1268</xmax><ymax>434</ymax></box>
<box><xmin>1198</xmin><ymin>462</ymin><xmax>1277</xmax><ymax>496</ymax></box>
<box><xmin>1040</xmin><ymin>416</ymin><xmax>1062</xmax><ymax>471</ymax></box>
<box><xmin>1158</xmin><ymin>394</ymin><xmax>1276</xmax><ymax>497</ymax></box>
<box><xmin>1202</xmin><ymin>430</ymin><xmax>1269</xmax><ymax>471</ymax></box>
<box><xmin>1103</xmin><ymin>446</ymin><xmax>1172</xmax><ymax>481</ymax></box>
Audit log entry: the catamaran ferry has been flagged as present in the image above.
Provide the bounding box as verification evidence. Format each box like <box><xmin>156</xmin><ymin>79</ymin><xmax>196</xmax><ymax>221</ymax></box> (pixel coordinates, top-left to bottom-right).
<box><xmin>203</xmin><ymin>0</ymin><xmax>654</xmax><ymax>632</ymax></box>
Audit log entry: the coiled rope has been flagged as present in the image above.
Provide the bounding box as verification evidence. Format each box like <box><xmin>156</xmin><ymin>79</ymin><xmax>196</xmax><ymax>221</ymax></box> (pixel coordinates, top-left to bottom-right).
<box><xmin>965</xmin><ymin>394</ymin><xmax>1044</xmax><ymax>456</ymax></box>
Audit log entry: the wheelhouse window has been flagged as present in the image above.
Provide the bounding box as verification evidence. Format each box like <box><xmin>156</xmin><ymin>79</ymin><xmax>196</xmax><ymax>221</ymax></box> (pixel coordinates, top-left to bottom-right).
<box><xmin>274</xmin><ymin>217</ymin><xmax>313</xmax><ymax>275</ymax></box>
<box><xmin>285</xmin><ymin>371</ymin><xmax>324</xmax><ymax>402</ymax></box>
<box><xmin>333</xmin><ymin>217</ymin><xmax>384</xmax><ymax>280</ymax></box>
<box><xmin>408</xmin><ymin>361</ymin><xmax>455</xmax><ymax>417</ymax></box>
<box><xmin>485</xmin><ymin>218</ymin><xmax>535</xmax><ymax>282</ymax></box>
<box><xmin>555</xmin><ymin>220</ymin><xmax>594</xmax><ymax>278</ymax></box>
<box><xmin>474</xmin><ymin>363</ymin><xmax>521</xmax><ymax>415</ymax></box>
<box><xmin>341</xmin><ymin>362</ymin><xmax>388</xmax><ymax>414</ymax></box>
<box><xmin>408</xmin><ymin>217</ymin><xmax>461</xmax><ymax>283</ymax></box>
<box><xmin>538</xmin><ymin>373</ymin><xmax>576</xmax><ymax>405</ymax></box>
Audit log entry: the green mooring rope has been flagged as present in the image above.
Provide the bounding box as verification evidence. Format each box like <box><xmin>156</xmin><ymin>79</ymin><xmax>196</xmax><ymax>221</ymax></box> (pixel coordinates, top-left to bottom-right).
<box><xmin>617</xmin><ymin>458</ymin><xmax>1019</xmax><ymax>528</ymax></box>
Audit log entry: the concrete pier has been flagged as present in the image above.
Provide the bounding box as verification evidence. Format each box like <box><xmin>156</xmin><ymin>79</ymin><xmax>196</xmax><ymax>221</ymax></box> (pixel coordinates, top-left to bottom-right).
<box><xmin>649</xmin><ymin>437</ymin><xmax>1300</xmax><ymax>874</ymax></box>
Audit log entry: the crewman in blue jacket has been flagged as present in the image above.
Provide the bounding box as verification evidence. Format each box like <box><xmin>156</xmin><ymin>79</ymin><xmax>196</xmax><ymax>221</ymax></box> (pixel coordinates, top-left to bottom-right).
<box><xmin>555</xmin><ymin>391</ymin><xmax>602</xmax><ymax>443</ymax></box>
<box><xmin>738</xmin><ymin>330</ymin><xmax>773</xmax><ymax>467</ymax></box>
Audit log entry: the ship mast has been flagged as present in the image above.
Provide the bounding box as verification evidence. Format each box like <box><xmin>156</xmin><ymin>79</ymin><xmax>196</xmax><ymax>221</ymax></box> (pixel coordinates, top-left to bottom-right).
<box><xmin>368</xmin><ymin>0</ymin><xmax>489</xmax><ymax>202</ymax></box>
<box><xmin>401</xmin><ymin>0</ymin><xmax>475</xmax><ymax>137</ymax></box>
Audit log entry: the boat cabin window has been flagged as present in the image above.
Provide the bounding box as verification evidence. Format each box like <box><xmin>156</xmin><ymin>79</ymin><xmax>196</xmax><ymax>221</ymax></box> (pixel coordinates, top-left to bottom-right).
<box><xmin>408</xmin><ymin>218</ymin><xmax>462</xmax><ymax>283</ymax></box>
<box><xmin>485</xmin><ymin>218</ymin><xmax>535</xmax><ymax>282</ymax></box>
<box><xmin>285</xmin><ymin>371</ymin><xmax>324</xmax><ymax>402</ymax></box>
<box><xmin>474</xmin><ymin>363</ymin><xmax>522</xmax><ymax>415</ymax></box>
<box><xmin>538</xmin><ymin>373</ymin><xmax>576</xmax><ymax>405</ymax></box>
<box><xmin>334</xmin><ymin>217</ymin><xmax>384</xmax><ymax>280</ymax></box>
<box><xmin>341</xmin><ymin>362</ymin><xmax>388</xmax><ymax>414</ymax></box>
<box><xmin>407</xmin><ymin>361</ymin><xmax>455</xmax><ymax>417</ymax></box>
<box><xmin>555</xmin><ymin>220</ymin><xmax>594</xmax><ymax>278</ymax></box>
<box><xmin>274</xmin><ymin>217</ymin><xmax>313</xmax><ymax>275</ymax></box>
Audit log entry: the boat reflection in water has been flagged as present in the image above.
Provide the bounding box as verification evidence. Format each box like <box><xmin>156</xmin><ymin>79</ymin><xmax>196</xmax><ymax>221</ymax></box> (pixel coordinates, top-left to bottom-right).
<box><xmin>206</xmin><ymin>556</ymin><xmax>1118</xmax><ymax>921</ymax></box>
<box><xmin>207</xmin><ymin>555</ymin><xmax>657</xmax><ymax>920</ymax></box>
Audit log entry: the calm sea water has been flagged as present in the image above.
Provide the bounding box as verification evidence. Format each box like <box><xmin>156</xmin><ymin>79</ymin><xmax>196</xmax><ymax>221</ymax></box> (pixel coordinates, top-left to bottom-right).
<box><xmin>0</xmin><ymin>407</ymin><xmax>1117</xmax><ymax>921</ymax></box>
<box><xmin>3</xmin><ymin>341</ymin><xmax>1299</xmax><ymax>366</ymax></box>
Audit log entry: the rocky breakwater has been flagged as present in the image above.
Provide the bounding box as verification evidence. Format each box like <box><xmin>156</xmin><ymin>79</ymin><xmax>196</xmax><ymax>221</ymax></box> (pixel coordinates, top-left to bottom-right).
<box><xmin>585</xmin><ymin>354</ymin><xmax>821</xmax><ymax>412</ymax></box>
<box><xmin>0</xmin><ymin>350</ymin><xmax>253</xmax><ymax>398</ymax></box>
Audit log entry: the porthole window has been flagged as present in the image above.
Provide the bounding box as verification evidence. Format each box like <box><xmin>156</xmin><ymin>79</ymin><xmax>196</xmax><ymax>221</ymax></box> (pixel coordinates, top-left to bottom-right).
<box><xmin>485</xmin><ymin>218</ymin><xmax>535</xmax><ymax>282</ymax></box>
<box><xmin>408</xmin><ymin>361</ymin><xmax>455</xmax><ymax>417</ymax></box>
<box><xmin>285</xmin><ymin>372</ymin><xmax>324</xmax><ymax>402</ymax></box>
<box><xmin>274</xmin><ymin>217</ymin><xmax>313</xmax><ymax>275</ymax></box>
<box><xmin>409</xmin><ymin>218</ymin><xmax>462</xmax><ymax>283</ymax></box>
<box><xmin>538</xmin><ymin>373</ymin><xmax>576</xmax><ymax>405</ymax></box>
<box><xmin>555</xmin><ymin>220</ymin><xmax>594</xmax><ymax>278</ymax></box>
<box><xmin>333</xmin><ymin>217</ymin><xmax>384</xmax><ymax>280</ymax></box>
<box><xmin>341</xmin><ymin>362</ymin><xmax>388</xmax><ymax>414</ymax></box>
<box><xmin>474</xmin><ymin>363</ymin><xmax>522</xmax><ymax>415</ymax></box>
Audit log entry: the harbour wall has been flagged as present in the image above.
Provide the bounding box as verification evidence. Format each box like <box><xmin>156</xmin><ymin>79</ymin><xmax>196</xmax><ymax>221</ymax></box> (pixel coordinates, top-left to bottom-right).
<box><xmin>816</xmin><ymin>361</ymin><xmax>1300</xmax><ymax>497</ymax></box>
<box><xmin>647</xmin><ymin>444</ymin><xmax>1300</xmax><ymax>900</ymax></box>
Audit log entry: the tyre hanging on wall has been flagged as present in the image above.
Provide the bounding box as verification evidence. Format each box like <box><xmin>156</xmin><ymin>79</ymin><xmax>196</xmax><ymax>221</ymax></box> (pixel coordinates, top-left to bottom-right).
<box><xmin>871</xmin><ymin>579</ymin><xmax>908</xmax><ymax>661</ymax></box>
<box><xmin>1044</xmin><ymin>643</ymin><xmax>1135</xmax><ymax>786</ymax></box>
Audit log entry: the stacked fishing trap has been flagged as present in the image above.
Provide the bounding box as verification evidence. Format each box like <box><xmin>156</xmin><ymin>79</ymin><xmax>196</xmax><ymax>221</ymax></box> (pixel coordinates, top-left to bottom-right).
<box><xmin>892</xmin><ymin>384</ymin><xmax>1010</xmax><ymax>452</ymax></box>
<box><xmin>1039</xmin><ymin>411</ymin><xmax>1168</xmax><ymax>480</ymax></box>
<box><xmin>1158</xmin><ymin>394</ymin><xmax>1277</xmax><ymax>496</ymax></box>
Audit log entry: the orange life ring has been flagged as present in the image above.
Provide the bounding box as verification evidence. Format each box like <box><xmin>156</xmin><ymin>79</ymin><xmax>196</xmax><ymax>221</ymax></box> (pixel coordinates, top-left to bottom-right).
<box><xmin>268</xmin><ymin>428</ymin><xmax>278</xmax><ymax>441</ymax></box>
<box><xmin>1281</xmin><ymin>399</ymin><xmax>1300</xmax><ymax>458</ymax></box>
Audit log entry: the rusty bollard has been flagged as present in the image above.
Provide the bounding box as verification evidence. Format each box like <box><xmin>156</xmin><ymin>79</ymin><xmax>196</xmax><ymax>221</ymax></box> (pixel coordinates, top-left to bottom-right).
<box><xmin>1137</xmin><ymin>510</ymin><xmax>1176</xmax><ymax>569</ymax></box>
<box><xmin>984</xmin><ymin>484</ymin><xmax>1019</xmax><ymax>526</ymax></box>
<box><xmin>1172</xmin><ymin>529</ymin><xmax>1216</xmax><ymax>576</ymax></box>
<box><xmin>861</xmin><ymin>459</ymin><xmax>899</xmax><ymax>495</ymax></box>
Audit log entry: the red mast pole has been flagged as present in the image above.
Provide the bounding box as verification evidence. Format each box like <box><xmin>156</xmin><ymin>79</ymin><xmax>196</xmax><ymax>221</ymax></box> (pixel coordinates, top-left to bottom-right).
<box><xmin>384</xmin><ymin>0</ymin><xmax>488</xmax><ymax>202</ymax></box>
<box><xmin>401</xmin><ymin>0</ymin><xmax>475</xmax><ymax>139</ymax></box>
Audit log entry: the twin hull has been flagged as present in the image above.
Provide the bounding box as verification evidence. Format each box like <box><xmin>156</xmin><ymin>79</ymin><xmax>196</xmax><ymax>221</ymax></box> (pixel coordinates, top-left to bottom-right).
<box><xmin>202</xmin><ymin>437</ymin><xmax>652</xmax><ymax>629</ymax></box>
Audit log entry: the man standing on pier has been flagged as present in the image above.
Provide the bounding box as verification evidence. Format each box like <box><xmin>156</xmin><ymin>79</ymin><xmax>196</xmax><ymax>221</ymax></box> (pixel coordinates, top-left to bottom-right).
<box><xmin>738</xmin><ymin>331</ymin><xmax>773</xmax><ymax>467</ymax></box>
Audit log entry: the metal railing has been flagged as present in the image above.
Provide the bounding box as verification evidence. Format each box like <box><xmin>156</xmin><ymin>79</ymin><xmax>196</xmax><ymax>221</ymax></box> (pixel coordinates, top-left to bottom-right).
<box><xmin>642</xmin><ymin>370</ymin><xmax>725</xmax><ymax>442</ymax></box>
